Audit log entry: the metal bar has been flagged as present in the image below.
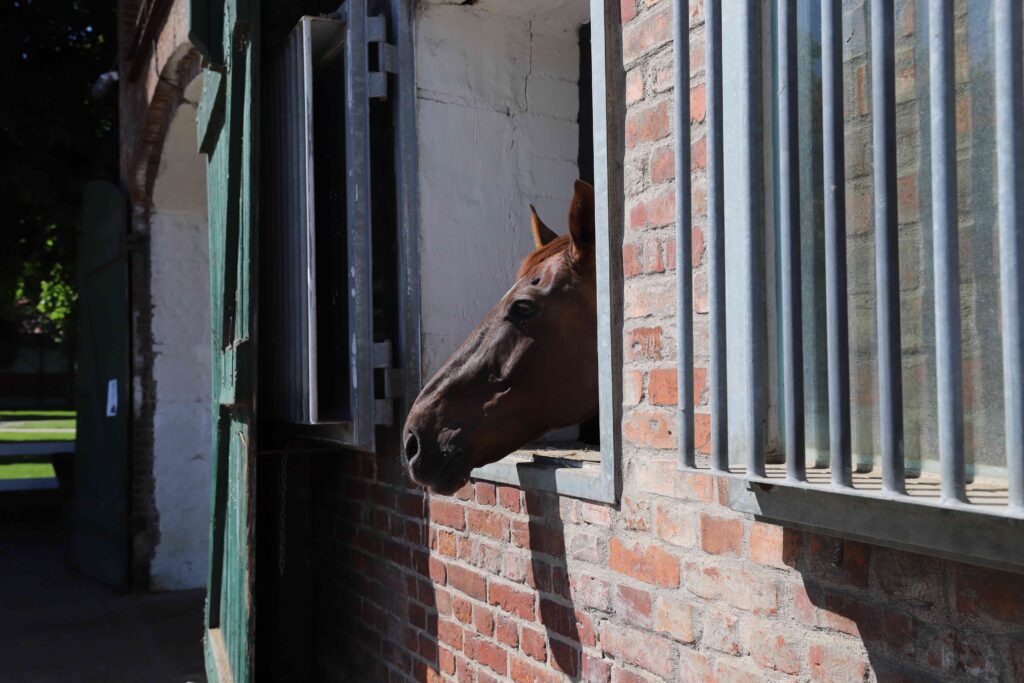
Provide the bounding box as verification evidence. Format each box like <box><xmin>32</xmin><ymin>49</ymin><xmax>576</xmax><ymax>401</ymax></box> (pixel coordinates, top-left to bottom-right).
<box><xmin>928</xmin><ymin>0</ymin><xmax>966</xmax><ymax>503</ymax></box>
<box><xmin>870</xmin><ymin>0</ymin><xmax>905</xmax><ymax>494</ymax></box>
<box><xmin>345</xmin><ymin>0</ymin><xmax>376</xmax><ymax>451</ymax></box>
<box><xmin>706</xmin><ymin>0</ymin><xmax>728</xmax><ymax>471</ymax></box>
<box><xmin>821</xmin><ymin>0</ymin><xmax>852</xmax><ymax>488</ymax></box>
<box><xmin>722</xmin><ymin>1</ymin><xmax>765</xmax><ymax>477</ymax></box>
<box><xmin>674</xmin><ymin>0</ymin><xmax>695</xmax><ymax>468</ymax></box>
<box><xmin>995</xmin><ymin>0</ymin><xmax>1024</xmax><ymax>511</ymax></box>
<box><xmin>777</xmin><ymin>0</ymin><xmax>804</xmax><ymax>482</ymax></box>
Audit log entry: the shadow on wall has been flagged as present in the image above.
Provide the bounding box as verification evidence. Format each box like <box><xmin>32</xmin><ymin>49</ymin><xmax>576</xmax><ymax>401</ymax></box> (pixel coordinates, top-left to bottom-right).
<box><xmin>783</xmin><ymin>529</ymin><xmax>1024</xmax><ymax>681</ymax></box>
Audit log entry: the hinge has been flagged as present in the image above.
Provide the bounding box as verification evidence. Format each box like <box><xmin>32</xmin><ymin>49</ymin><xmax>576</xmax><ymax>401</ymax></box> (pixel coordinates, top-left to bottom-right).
<box><xmin>366</xmin><ymin>14</ymin><xmax>398</xmax><ymax>101</ymax></box>
<box><xmin>373</xmin><ymin>340</ymin><xmax>402</xmax><ymax>426</ymax></box>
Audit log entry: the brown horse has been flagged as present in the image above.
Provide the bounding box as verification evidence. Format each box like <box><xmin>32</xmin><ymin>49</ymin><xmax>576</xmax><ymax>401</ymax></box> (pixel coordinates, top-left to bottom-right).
<box><xmin>403</xmin><ymin>181</ymin><xmax>599</xmax><ymax>494</ymax></box>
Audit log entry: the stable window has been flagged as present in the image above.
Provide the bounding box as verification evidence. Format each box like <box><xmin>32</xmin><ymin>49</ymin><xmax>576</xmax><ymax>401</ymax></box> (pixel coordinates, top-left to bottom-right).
<box><xmin>676</xmin><ymin>1</ymin><xmax>1024</xmax><ymax>571</ymax></box>
<box><xmin>414</xmin><ymin>0</ymin><xmax>624</xmax><ymax>503</ymax></box>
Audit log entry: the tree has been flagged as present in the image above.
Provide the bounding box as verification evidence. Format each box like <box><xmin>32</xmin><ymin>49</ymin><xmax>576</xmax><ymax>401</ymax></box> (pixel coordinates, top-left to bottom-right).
<box><xmin>0</xmin><ymin>0</ymin><xmax>118</xmax><ymax>362</ymax></box>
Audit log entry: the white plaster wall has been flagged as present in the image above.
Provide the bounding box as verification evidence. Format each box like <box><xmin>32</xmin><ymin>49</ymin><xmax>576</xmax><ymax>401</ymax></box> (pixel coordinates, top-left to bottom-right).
<box><xmin>148</xmin><ymin>76</ymin><xmax>212</xmax><ymax>590</ymax></box>
<box><xmin>415</xmin><ymin>0</ymin><xmax>589</xmax><ymax>376</ymax></box>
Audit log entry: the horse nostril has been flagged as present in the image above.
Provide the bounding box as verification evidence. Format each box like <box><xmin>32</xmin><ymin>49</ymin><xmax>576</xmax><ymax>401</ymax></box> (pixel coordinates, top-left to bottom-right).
<box><xmin>404</xmin><ymin>431</ymin><xmax>420</xmax><ymax>462</ymax></box>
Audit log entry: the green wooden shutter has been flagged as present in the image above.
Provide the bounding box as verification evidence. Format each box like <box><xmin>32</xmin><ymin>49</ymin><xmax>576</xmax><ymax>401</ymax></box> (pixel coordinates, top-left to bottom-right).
<box><xmin>197</xmin><ymin>2</ymin><xmax>260</xmax><ymax>681</ymax></box>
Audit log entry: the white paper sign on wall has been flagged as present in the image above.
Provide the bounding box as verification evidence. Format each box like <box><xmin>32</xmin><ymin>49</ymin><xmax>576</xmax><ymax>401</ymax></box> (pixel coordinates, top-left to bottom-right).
<box><xmin>106</xmin><ymin>379</ymin><xmax>118</xmax><ymax>417</ymax></box>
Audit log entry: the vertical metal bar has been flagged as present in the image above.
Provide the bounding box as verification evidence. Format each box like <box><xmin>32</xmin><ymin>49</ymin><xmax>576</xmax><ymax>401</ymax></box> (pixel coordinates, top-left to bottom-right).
<box><xmin>928</xmin><ymin>0</ymin><xmax>966</xmax><ymax>503</ymax></box>
<box><xmin>723</xmin><ymin>1</ymin><xmax>765</xmax><ymax>477</ymax></box>
<box><xmin>675</xmin><ymin>0</ymin><xmax>695</xmax><ymax>468</ymax></box>
<box><xmin>871</xmin><ymin>0</ymin><xmax>905</xmax><ymax>494</ymax></box>
<box><xmin>707</xmin><ymin>0</ymin><xmax>729</xmax><ymax>471</ymax></box>
<box><xmin>777</xmin><ymin>0</ymin><xmax>805</xmax><ymax>482</ymax></box>
<box><xmin>345</xmin><ymin>0</ymin><xmax>376</xmax><ymax>451</ymax></box>
<box><xmin>821</xmin><ymin>0</ymin><xmax>852</xmax><ymax>488</ymax></box>
<box><xmin>995</xmin><ymin>0</ymin><xmax>1024</xmax><ymax>511</ymax></box>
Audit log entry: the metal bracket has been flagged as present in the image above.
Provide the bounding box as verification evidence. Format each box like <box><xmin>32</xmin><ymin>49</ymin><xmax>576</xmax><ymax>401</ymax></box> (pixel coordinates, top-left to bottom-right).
<box><xmin>366</xmin><ymin>14</ymin><xmax>397</xmax><ymax>101</ymax></box>
<box><xmin>373</xmin><ymin>340</ymin><xmax>400</xmax><ymax>425</ymax></box>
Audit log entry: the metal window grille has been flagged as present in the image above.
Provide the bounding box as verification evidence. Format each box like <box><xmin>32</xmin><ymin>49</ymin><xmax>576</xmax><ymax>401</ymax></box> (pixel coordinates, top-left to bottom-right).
<box><xmin>674</xmin><ymin>1</ymin><xmax>1024</xmax><ymax>571</ymax></box>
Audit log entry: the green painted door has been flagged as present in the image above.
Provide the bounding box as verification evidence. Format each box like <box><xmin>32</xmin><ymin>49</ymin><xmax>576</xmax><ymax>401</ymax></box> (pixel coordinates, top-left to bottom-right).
<box><xmin>70</xmin><ymin>181</ymin><xmax>130</xmax><ymax>590</ymax></box>
<box><xmin>192</xmin><ymin>1</ymin><xmax>260</xmax><ymax>681</ymax></box>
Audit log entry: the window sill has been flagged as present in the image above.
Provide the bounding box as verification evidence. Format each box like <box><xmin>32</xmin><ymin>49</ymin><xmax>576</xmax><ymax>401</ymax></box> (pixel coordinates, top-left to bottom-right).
<box><xmin>717</xmin><ymin>470</ymin><xmax>1024</xmax><ymax>574</ymax></box>
<box><xmin>471</xmin><ymin>450</ymin><xmax>615</xmax><ymax>504</ymax></box>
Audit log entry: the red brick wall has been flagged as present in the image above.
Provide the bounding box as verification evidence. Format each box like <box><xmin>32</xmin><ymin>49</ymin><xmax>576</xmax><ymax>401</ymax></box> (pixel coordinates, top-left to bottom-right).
<box><xmin>313</xmin><ymin>1</ymin><xmax>1024</xmax><ymax>681</ymax></box>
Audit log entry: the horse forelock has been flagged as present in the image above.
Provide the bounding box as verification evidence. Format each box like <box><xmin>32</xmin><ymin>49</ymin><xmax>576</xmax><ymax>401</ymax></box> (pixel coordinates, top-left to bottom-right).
<box><xmin>516</xmin><ymin>234</ymin><xmax>572</xmax><ymax>278</ymax></box>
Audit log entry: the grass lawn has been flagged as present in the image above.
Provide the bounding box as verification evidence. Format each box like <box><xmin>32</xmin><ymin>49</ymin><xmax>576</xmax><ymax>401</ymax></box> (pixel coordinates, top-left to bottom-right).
<box><xmin>0</xmin><ymin>462</ymin><xmax>57</xmax><ymax>480</ymax></box>
<box><xmin>0</xmin><ymin>410</ymin><xmax>76</xmax><ymax>442</ymax></box>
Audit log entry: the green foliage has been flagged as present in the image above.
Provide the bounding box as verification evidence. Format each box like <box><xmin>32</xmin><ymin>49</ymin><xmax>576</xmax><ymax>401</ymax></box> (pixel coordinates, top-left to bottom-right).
<box><xmin>0</xmin><ymin>0</ymin><xmax>118</xmax><ymax>356</ymax></box>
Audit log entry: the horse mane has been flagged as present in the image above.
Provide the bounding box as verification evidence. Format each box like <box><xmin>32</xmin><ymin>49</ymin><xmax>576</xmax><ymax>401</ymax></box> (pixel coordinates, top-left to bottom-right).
<box><xmin>517</xmin><ymin>234</ymin><xmax>572</xmax><ymax>278</ymax></box>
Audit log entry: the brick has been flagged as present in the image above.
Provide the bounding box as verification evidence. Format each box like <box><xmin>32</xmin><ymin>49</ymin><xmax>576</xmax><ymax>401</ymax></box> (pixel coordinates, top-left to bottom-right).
<box><xmin>430</xmin><ymin>499</ymin><xmax>466</xmax><ymax>530</ymax></box>
<box><xmin>691</xmin><ymin>136</ymin><xmax>707</xmax><ymax>171</ymax></box>
<box><xmin>618</xmin><ymin>368</ymin><xmax>643</xmax><ymax>405</ymax></box>
<box><xmin>953</xmin><ymin>563</ymin><xmax>1024</xmax><ymax>625</ymax></box>
<box><xmin>642</xmin><ymin>237</ymin><xmax>664</xmax><ymax>273</ymax></box>
<box><xmin>429</xmin><ymin>556</ymin><xmax>447</xmax><ymax>584</ymax></box>
<box><xmin>453</xmin><ymin>483</ymin><xmax>473</xmax><ymax>500</ymax></box>
<box><xmin>871</xmin><ymin>547</ymin><xmax>943</xmax><ymax>609</ymax></box>
<box><xmin>473</xmin><ymin>605</ymin><xmax>494</xmax><ymax>636</ymax></box>
<box><xmin>620</xmin><ymin>0</ymin><xmax>636</xmax><ymax>24</ymax></box>
<box><xmin>684</xmin><ymin>561</ymin><xmax>778</xmax><ymax>616</ymax></box>
<box><xmin>623</xmin><ymin>408</ymin><xmax>676</xmax><ymax>450</ymax></box>
<box><xmin>489</xmin><ymin>581</ymin><xmax>536</xmax><ymax>621</ymax></box>
<box><xmin>650</xmin><ymin>145</ymin><xmax>674</xmax><ymax>184</ymax></box>
<box><xmin>468</xmin><ymin>508</ymin><xmax>510</xmax><ymax>541</ymax></box>
<box><xmin>626</xmin><ymin>326</ymin><xmax>663</xmax><ymax>361</ymax></box>
<box><xmin>691</xmin><ymin>226</ymin><xmax>705</xmax><ymax>267</ymax></box>
<box><xmin>702</xmin><ymin>608</ymin><xmax>742</xmax><ymax>656</ymax></box>
<box><xmin>748</xmin><ymin>522</ymin><xmax>799</xmax><ymax>568</ymax></box>
<box><xmin>609</xmin><ymin>538</ymin><xmax>680</xmax><ymax>587</ymax></box>
<box><xmin>497</xmin><ymin>486</ymin><xmax>521</xmax><ymax>513</ymax></box>
<box><xmin>580</xmin><ymin>502</ymin><xmax>612</xmax><ymax>527</ymax></box>
<box><xmin>805</xmin><ymin>534</ymin><xmax>870</xmax><ymax>588</ymax></box>
<box><xmin>439</xmin><ymin>647</ymin><xmax>457</xmax><ymax>675</ymax></box>
<box><xmin>626</xmin><ymin>68</ymin><xmax>644</xmax><ymax>104</ymax></box>
<box><xmin>475</xmin><ymin>482</ymin><xmax>496</xmax><ymax>505</ymax></box>
<box><xmin>538</xmin><ymin>598</ymin><xmax>579</xmax><ymax>639</ymax></box>
<box><xmin>623</xmin><ymin>9</ymin><xmax>671</xmax><ymax>62</ymax></box>
<box><xmin>510</xmin><ymin>656</ymin><xmax>561</xmax><ymax>683</ymax></box>
<box><xmin>654</xmin><ymin>503</ymin><xmax>697</xmax><ymax>548</ymax></box>
<box><xmin>613</xmin><ymin>584</ymin><xmax>653</xmax><ymax>628</ymax></box>
<box><xmin>582</xmin><ymin>655</ymin><xmax>612</xmax><ymax>683</ymax></box>
<box><xmin>625</xmin><ymin>278</ymin><xmax>675</xmax><ymax>318</ymax></box>
<box><xmin>628</xmin><ymin>189</ymin><xmax>674</xmax><ymax>229</ymax></box>
<box><xmin>619</xmin><ymin>496</ymin><xmax>650</xmax><ymax>531</ymax></box>
<box><xmin>747</xmin><ymin>622</ymin><xmax>801</xmax><ymax>675</ymax></box>
<box><xmin>447</xmin><ymin>564</ymin><xmax>487</xmax><ymax>601</ymax></box>
<box><xmin>622</xmin><ymin>242</ymin><xmax>642</xmax><ymax>277</ymax></box>
<box><xmin>454</xmin><ymin>595</ymin><xmax>473</xmax><ymax>624</ymax></box>
<box><xmin>600</xmin><ymin>623</ymin><xmax>675</xmax><ymax>678</ymax></box>
<box><xmin>572</xmin><ymin>575</ymin><xmax>612</xmax><ymax>612</ymax></box>
<box><xmin>550</xmin><ymin>638</ymin><xmax>581</xmax><ymax>677</ymax></box>
<box><xmin>435</xmin><ymin>529</ymin><xmax>457</xmax><ymax>558</ymax></box>
<box><xmin>690</xmin><ymin>83</ymin><xmax>706</xmax><ymax>123</ymax></box>
<box><xmin>496</xmin><ymin>614</ymin><xmax>518</xmax><ymax>647</ymax></box>
<box><xmin>438</xmin><ymin>619</ymin><xmax>464</xmax><ymax>651</ymax></box>
<box><xmin>511</xmin><ymin>519</ymin><xmax>565</xmax><ymax>556</ymax></box>
<box><xmin>635</xmin><ymin>458</ymin><xmax>676</xmax><ymax>496</ymax></box>
<box><xmin>808</xmin><ymin>644</ymin><xmax>869</xmax><ymax>683</ymax></box>
<box><xmin>700</xmin><ymin>513</ymin><xmax>744</xmax><ymax>556</ymax></box>
<box><xmin>654</xmin><ymin>596</ymin><xmax>696</xmax><ymax>643</ymax></box>
<box><xmin>464</xmin><ymin>633</ymin><xmax>507</xmax><ymax>676</ymax></box>
<box><xmin>626</xmin><ymin>101</ymin><xmax>671</xmax><ymax>149</ymax></box>
<box><xmin>678</xmin><ymin>649</ymin><xmax>712</xmax><ymax>680</ymax></box>
<box><xmin>521</xmin><ymin>627</ymin><xmax>547</xmax><ymax>661</ymax></box>
<box><xmin>569</xmin><ymin>532</ymin><xmax>603</xmax><ymax>563</ymax></box>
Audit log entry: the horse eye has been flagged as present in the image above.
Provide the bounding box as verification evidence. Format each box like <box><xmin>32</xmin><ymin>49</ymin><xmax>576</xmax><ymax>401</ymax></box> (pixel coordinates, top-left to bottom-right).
<box><xmin>509</xmin><ymin>299</ymin><xmax>539</xmax><ymax>320</ymax></box>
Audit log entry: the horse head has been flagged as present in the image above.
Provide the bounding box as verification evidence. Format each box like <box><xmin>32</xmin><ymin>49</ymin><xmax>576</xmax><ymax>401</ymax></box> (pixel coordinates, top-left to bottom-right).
<box><xmin>403</xmin><ymin>180</ymin><xmax>599</xmax><ymax>494</ymax></box>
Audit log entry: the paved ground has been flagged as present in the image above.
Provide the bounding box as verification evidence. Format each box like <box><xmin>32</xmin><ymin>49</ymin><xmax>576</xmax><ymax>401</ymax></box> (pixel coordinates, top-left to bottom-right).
<box><xmin>0</xmin><ymin>521</ymin><xmax>206</xmax><ymax>683</ymax></box>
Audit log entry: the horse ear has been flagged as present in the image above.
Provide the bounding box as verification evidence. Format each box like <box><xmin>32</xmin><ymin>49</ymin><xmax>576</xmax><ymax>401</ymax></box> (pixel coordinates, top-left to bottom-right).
<box><xmin>530</xmin><ymin>205</ymin><xmax>558</xmax><ymax>248</ymax></box>
<box><xmin>567</xmin><ymin>180</ymin><xmax>595</xmax><ymax>262</ymax></box>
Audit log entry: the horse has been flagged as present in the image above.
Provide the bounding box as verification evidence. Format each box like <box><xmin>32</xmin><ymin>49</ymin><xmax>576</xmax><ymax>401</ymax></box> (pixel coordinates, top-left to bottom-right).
<box><xmin>402</xmin><ymin>180</ymin><xmax>599</xmax><ymax>494</ymax></box>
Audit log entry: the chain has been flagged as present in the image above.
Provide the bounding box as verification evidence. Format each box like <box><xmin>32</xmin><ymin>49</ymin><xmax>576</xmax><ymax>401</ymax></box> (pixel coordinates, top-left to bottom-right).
<box><xmin>278</xmin><ymin>453</ymin><xmax>288</xmax><ymax>576</ymax></box>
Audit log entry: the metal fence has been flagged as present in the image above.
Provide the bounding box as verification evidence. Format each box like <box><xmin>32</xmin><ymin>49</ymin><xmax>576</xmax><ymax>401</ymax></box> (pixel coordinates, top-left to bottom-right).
<box><xmin>674</xmin><ymin>0</ymin><xmax>1024</xmax><ymax>521</ymax></box>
